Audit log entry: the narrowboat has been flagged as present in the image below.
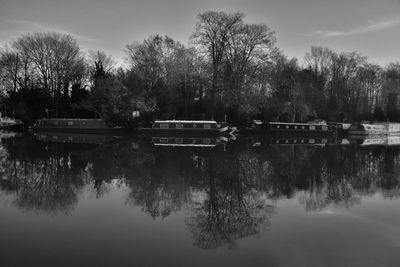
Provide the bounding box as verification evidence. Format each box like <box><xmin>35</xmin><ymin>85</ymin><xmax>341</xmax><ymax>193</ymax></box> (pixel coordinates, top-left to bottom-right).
<box><xmin>30</xmin><ymin>118</ymin><xmax>126</xmax><ymax>135</ymax></box>
<box><xmin>139</xmin><ymin>120</ymin><xmax>230</xmax><ymax>134</ymax></box>
<box><xmin>251</xmin><ymin>120</ymin><xmax>335</xmax><ymax>135</ymax></box>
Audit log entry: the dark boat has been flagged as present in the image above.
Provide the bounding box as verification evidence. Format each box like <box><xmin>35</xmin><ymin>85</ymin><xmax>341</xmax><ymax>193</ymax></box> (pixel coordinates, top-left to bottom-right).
<box><xmin>30</xmin><ymin>118</ymin><xmax>127</xmax><ymax>135</ymax></box>
<box><xmin>139</xmin><ymin>120</ymin><xmax>230</xmax><ymax>135</ymax></box>
<box><xmin>250</xmin><ymin>120</ymin><xmax>335</xmax><ymax>135</ymax></box>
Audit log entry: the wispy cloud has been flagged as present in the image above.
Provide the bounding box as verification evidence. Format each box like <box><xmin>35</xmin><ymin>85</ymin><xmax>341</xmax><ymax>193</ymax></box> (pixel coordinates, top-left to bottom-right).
<box><xmin>308</xmin><ymin>17</ymin><xmax>400</xmax><ymax>37</ymax></box>
<box><xmin>3</xmin><ymin>19</ymin><xmax>98</xmax><ymax>43</ymax></box>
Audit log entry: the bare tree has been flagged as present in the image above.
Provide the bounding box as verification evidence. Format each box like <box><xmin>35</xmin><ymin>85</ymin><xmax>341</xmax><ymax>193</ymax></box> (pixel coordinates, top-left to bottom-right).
<box><xmin>191</xmin><ymin>11</ymin><xmax>244</xmax><ymax>117</ymax></box>
<box><xmin>13</xmin><ymin>32</ymin><xmax>83</xmax><ymax>117</ymax></box>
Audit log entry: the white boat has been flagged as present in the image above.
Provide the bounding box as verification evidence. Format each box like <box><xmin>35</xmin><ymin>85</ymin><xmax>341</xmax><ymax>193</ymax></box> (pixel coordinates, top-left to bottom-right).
<box><xmin>348</xmin><ymin>122</ymin><xmax>400</xmax><ymax>135</ymax></box>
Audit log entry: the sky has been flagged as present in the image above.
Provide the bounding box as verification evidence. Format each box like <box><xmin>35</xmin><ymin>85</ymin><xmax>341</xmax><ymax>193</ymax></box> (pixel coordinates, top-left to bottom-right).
<box><xmin>1</xmin><ymin>0</ymin><xmax>400</xmax><ymax>66</ymax></box>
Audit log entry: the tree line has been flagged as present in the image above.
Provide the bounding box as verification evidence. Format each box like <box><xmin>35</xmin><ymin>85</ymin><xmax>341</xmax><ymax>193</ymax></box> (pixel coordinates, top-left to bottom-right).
<box><xmin>1</xmin><ymin>11</ymin><xmax>400</xmax><ymax>126</ymax></box>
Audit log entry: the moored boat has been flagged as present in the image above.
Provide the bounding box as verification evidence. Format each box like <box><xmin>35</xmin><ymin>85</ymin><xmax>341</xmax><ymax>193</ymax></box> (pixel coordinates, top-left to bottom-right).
<box><xmin>139</xmin><ymin>120</ymin><xmax>230</xmax><ymax>134</ymax></box>
<box><xmin>250</xmin><ymin>120</ymin><xmax>335</xmax><ymax>135</ymax></box>
<box><xmin>347</xmin><ymin>122</ymin><xmax>400</xmax><ymax>135</ymax></box>
<box><xmin>30</xmin><ymin>118</ymin><xmax>126</xmax><ymax>135</ymax></box>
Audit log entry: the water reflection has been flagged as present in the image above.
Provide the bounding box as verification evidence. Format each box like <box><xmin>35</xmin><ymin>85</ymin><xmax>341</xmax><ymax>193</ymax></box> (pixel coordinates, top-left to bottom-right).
<box><xmin>1</xmin><ymin>133</ymin><xmax>400</xmax><ymax>249</ymax></box>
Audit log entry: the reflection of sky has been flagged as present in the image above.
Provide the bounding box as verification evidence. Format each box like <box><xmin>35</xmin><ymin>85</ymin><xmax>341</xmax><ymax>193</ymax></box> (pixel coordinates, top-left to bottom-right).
<box><xmin>1</xmin><ymin>185</ymin><xmax>400</xmax><ymax>266</ymax></box>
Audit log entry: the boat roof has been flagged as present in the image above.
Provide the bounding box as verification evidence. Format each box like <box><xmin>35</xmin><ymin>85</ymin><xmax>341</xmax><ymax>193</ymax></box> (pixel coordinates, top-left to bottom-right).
<box><xmin>39</xmin><ymin>118</ymin><xmax>104</xmax><ymax>121</ymax></box>
<box><xmin>153</xmin><ymin>143</ymin><xmax>216</xmax><ymax>147</ymax></box>
<box><xmin>154</xmin><ymin>120</ymin><xmax>217</xmax><ymax>124</ymax></box>
<box><xmin>268</xmin><ymin>122</ymin><xmax>326</xmax><ymax>125</ymax></box>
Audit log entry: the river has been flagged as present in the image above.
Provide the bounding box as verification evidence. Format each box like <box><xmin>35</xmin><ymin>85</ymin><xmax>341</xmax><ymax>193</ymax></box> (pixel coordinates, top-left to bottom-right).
<box><xmin>0</xmin><ymin>133</ymin><xmax>399</xmax><ymax>266</ymax></box>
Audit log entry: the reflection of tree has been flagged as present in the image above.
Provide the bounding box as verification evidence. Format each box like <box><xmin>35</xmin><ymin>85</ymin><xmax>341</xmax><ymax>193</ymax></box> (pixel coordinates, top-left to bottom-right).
<box><xmin>186</xmin><ymin>153</ymin><xmax>274</xmax><ymax>249</ymax></box>
<box><xmin>0</xmin><ymin>135</ymin><xmax>120</xmax><ymax>214</ymax></box>
<box><xmin>2</xmin><ymin>134</ymin><xmax>400</xmax><ymax>240</ymax></box>
<box><xmin>13</xmin><ymin>161</ymin><xmax>79</xmax><ymax>215</ymax></box>
<box><xmin>125</xmin><ymin>149</ymin><xmax>196</xmax><ymax>219</ymax></box>
<box><xmin>251</xmin><ymin>143</ymin><xmax>400</xmax><ymax>211</ymax></box>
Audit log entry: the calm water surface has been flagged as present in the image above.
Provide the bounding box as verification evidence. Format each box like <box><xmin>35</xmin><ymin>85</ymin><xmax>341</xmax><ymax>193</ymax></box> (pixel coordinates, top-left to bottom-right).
<box><xmin>0</xmin><ymin>133</ymin><xmax>400</xmax><ymax>267</ymax></box>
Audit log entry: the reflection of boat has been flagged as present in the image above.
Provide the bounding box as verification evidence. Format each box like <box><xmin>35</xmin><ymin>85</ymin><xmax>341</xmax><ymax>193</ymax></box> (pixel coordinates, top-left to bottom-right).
<box><xmin>388</xmin><ymin>136</ymin><xmax>400</xmax><ymax>146</ymax></box>
<box><xmin>358</xmin><ymin>138</ymin><xmax>387</xmax><ymax>146</ymax></box>
<box><xmin>151</xmin><ymin>136</ymin><xmax>228</xmax><ymax>147</ymax></box>
<box><xmin>0</xmin><ymin>131</ymin><xmax>18</xmax><ymax>140</ymax></box>
<box><xmin>30</xmin><ymin>118</ymin><xmax>126</xmax><ymax>135</ymax></box>
<box><xmin>251</xmin><ymin>136</ymin><xmax>339</xmax><ymax>147</ymax></box>
<box><xmin>0</xmin><ymin>116</ymin><xmax>24</xmax><ymax>131</ymax></box>
<box><xmin>140</xmin><ymin>120</ymin><xmax>230</xmax><ymax>134</ymax></box>
<box><xmin>348</xmin><ymin>122</ymin><xmax>400</xmax><ymax>135</ymax></box>
<box><xmin>34</xmin><ymin>132</ymin><xmax>121</xmax><ymax>144</ymax></box>
<box><xmin>348</xmin><ymin>135</ymin><xmax>400</xmax><ymax>146</ymax></box>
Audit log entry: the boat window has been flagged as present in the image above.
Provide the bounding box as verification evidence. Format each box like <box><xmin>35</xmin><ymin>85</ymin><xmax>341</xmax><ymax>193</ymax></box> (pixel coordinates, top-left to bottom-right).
<box><xmin>176</xmin><ymin>123</ymin><xmax>183</xmax><ymax>129</ymax></box>
<box><xmin>176</xmin><ymin>138</ymin><xmax>183</xmax><ymax>144</ymax></box>
<box><xmin>204</xmin><ymin>124</ymin><xmax>211</xmax><ymax>129</ymax></box>
<box><xmin>160</xmin><ymin>123</ymin><xmax>169</xmax><ymax>129</ymax></box>
<box><xmin>310</xmin><ymin>126</ymin><xmax>316</xmax><ymax>130</ymax></box>
<box><xmin>203</xmin><ymin>138</ymin><xmax>211</xmax><ymax>144</ymax></box>
<box><xmin>160</xmin><ymin>138</ymin><xmax>168</xmax><ymax>143</ymax></box>
<box><xmin>68</xmin><ymin>121</ymin><xmax>73</xmax><ymax>126</ymax></box>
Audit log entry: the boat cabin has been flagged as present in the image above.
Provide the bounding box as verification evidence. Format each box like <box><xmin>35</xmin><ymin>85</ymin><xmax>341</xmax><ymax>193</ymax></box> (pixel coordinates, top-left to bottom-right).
<box><xmin>152</xmin><ymin>120</ymin><xmax>220</xmax><ymax>130</ymax></box>
<box><xmin>348</xmin><ymin>123</ymin><xmax>387</xmax><ymax>135</ymax></box>
<box><xmin>267</xmin><ymin>122</ymin><xmax>331</xmax><ymax>132</ymax></box>
<box><xmin>33</xmin><ymin>119</ymin><xmax>108</xmax><ymax>129</ymax></box>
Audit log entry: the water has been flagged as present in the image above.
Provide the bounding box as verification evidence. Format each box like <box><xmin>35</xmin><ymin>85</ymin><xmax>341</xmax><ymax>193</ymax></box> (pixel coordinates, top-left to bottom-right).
<box><xmin>0</xmin><ymin>133</ymin><xmax>400</xmax><ymax>267</ymax></box>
